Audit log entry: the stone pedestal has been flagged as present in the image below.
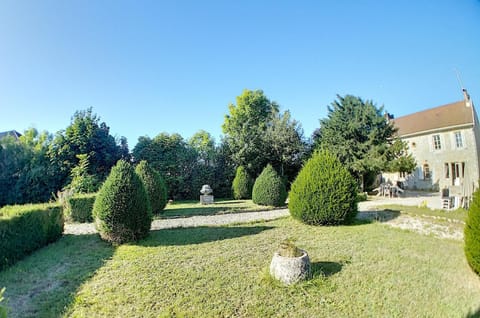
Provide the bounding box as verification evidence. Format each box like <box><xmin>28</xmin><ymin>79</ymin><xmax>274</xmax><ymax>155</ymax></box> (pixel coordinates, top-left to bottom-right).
<box><xmin>270</xmin><ymin>250</ymin><xmax>310</xmax><ymax>285</ymax></box>
<box><xmin>200</xmin><ymin>195</ymin><xmax>214</xmax><ymax>205</ymax></box>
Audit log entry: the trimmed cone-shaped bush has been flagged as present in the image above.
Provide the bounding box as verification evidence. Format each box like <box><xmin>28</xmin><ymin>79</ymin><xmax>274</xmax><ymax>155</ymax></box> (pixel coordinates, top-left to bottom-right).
<box><xmin>232</xmin><ymin>166</ymin><xmax>253</xmax><ymax>199</ymax></box>
<box><xmin>465</xmin><ymin>188</ymin><xmax>480</xmax><ymax>275</ymax></box>
<box><xmin>93</xmin><ymin>160</ymin><xmax>152</xmax><ymax>244</ymax></box>
<box><xmin>289</xmin><ymin>150</ymin><xmax>357</xmax><ymax>225</ymax></box>
<box><xmin>252</xmin><ymin>164</ymin><xmax>287</xmax><ymax>207</ymax></box>
<box><xmin>135</xmin><ymin>160</ymin><xmax>168</xmax><ymax>214</ymax></box>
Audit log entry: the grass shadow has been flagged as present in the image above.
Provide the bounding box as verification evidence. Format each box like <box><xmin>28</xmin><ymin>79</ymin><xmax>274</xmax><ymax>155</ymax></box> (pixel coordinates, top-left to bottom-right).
<box><xmin>140</xmin><ymin>225</ymin><xmax>275</xmax><ymax>247</ymax></box>
<box><xmin>354</xmin><ymin>209</ymin><xmax>401</xmax><ymax>225</ymax></box>
<box><xmin>0</xmin><ymin>233</ymin><xmax>115</xmax><ymax>318</ymax></box>
<box><xmin>311</xmin><ymin>261</ymin><xmax>343</xmax><ymax>278</ymax></box>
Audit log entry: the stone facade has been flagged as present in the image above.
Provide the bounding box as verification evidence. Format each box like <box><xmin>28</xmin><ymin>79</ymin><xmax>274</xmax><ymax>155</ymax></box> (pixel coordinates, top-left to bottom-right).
<box><xmin>384</xmin><ymin>91</ymin><xmax>480</xmax><ymax>199</ymax></box>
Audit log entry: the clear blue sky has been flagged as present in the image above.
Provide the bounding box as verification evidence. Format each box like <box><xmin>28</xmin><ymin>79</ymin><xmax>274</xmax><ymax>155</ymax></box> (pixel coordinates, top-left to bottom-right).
<box><xmin>1</xmin><ymin>1</ymin><xmax>479</xmax><ymax>149</ymax></box>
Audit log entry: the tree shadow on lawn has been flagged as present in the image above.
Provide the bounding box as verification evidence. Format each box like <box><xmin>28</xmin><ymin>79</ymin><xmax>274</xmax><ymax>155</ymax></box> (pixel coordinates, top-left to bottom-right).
<box><xmin>353</xmin><ymin>209</ymin><xmax>401</xmax><ymax>225</ymax></box>
<box><xmin>140</xmin><ymin>225</ymin><xmax>275</xmax><ymax>247</ymax></box>
<box><xmin>0</xmin><ymin>233</ymin><xmax>115</xmax><ymax>318</ymax></box>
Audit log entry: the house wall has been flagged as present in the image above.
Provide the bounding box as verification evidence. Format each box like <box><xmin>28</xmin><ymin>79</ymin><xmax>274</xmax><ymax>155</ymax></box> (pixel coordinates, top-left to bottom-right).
<box><xmin>391</xmin><ymin>126</ymin><xmax>480</xmax><ymax>191</ymax></box>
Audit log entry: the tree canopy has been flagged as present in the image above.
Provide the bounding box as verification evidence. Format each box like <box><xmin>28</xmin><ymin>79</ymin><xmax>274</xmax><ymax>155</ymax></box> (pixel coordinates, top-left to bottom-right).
<box><xmin>313</xmin><ymin>95</ymin><xmax>398</xmax><ymax>189</ymax></box>
<box><xmin>222</xmin><ymin>89</ymin><xmax>306</xmax><ymax>182</ymax></box>
<box><xmin>48</xmin><ymin>108</ymin><xmax>129</xmax><ymax>189</ymax></box>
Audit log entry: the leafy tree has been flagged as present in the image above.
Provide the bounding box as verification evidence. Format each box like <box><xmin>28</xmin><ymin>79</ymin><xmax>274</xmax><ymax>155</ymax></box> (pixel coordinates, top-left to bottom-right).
<box><xmin>384</xmin><ymin>139</ymin><xmax>416</xmax><ymax>174</ymax></box>
<box><xmin>265</xmin><ymin>110</ymin><xmax>307</xmax><ymax>183</ymax></box>
<box><xmin>313</xmin><ymin>95</ymin><xmax>396</xmax><ymax>190</ymax></box>
<box><xmin>132</xmin><ymin>133</ymin><xmax>198</xmax><ymax>199</ymax></box>
<box><xmin>48</xmin><ymin>108</ymin><xmax>128</xmax><ymax>189</ymax></box>
<box><xmin>222</xmin><ymin>89</ymin><xmax>279</xmax><ymax>177</ymax></box>
<box><xmin>65</xmin><ymin>154</ymin><xmax>100</xmax><ymax>194</ymax></box>
<box><xmin>252</xmin><ymin>164</ymin><xmax>287</xmax><ymax>207</ymax></box>
<box><xmin>0</xmin><ymin>128</ymin><xmax>58</xmax><ymax>206</ymax></box>
<box><xmin>188</xmin><ymin>130</ymin><xmax>216</xmax><ymax>166</ymax></box>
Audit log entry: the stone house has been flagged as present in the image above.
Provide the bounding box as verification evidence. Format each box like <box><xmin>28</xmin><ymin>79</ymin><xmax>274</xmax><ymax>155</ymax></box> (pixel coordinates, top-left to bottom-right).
<box><xmin>383</xmin><ymin>89</ymin><xmax>479</xmax><ymax>207</ymax></box>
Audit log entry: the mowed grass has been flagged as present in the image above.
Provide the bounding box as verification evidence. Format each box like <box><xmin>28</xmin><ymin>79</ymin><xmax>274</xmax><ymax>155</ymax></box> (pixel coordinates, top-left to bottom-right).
<box><xmin>160</xmin><ymin>199</ymin><xmax>279</xmax><ymax>218</ymax></box>
<box><xmin>1</xmin><ymin>212</ymin><xmax>479</xmax><ymax>317</ymax></box>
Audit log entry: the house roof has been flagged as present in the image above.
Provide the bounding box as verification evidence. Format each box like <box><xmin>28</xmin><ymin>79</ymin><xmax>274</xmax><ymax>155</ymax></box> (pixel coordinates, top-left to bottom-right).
<box><xmin>393</xmin><ymin>100</ymin><xmax>474</xmax><ymax>137</ymax></box>
<box><xmin>0</xmin><ymin>130</ymin><xmax>22</xmax><ymax>140</ymax></box>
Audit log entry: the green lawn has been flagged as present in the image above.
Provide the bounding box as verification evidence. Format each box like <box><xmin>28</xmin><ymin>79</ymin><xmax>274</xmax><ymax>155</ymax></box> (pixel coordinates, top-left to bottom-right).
<box><xmin>160</xmin><ymin>199</ymin><xmax>279</xmax><ymax>218</ymax></box>
<box><xmin>1</xmin><ymin>204</ymin><xmax>479</xmax><ymax>317</ymax></box>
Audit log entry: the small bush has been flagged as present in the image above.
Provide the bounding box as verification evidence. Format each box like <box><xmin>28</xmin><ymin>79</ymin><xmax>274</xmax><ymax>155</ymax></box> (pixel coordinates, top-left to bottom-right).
<box><xmin>135</xmin><ymin>161</ymin><xmax>168</xmax><ymax>214</ymax></box>
<box><xmin>93</xmin><ymin>160</ymin><xmax>152</xmax><ymax>244</ymax></box>
<box><xmin>61</xmin><ymin>192</ymin><xmax>96</xmax><ymax>223</ymax></box>
<box><xmin>252</xmin><ymin>164</ymin><xmax>287</xmax><ymax>207</ymax></box>
<box><xmin>232</xmin><ymin>166</ymin><xmax>253</xmax><ymax>199</ymax></box>
<box><xmin>289</xmin><ymin>150</ymin><xmax>358</xmax><ymax>225</ymax></box>
<box><xmin>0</xmin><ymin>203</ymin><xmax>64</xmax><ymax>270</ymax></box>
<box><xmin>465</xmin><ymin>188</ymin><xmax>480</xmax><ymax>275</ymax></box>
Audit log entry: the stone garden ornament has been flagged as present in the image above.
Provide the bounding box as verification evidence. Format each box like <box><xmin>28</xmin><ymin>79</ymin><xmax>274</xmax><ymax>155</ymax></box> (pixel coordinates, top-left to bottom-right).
<box><xmin>200</xmin><ymin>184</ymin><xmax>214</xmax><ymax>204</ymax></box>
<box><xmin>270</xmin><ymin>239</ymin><xmax>311</xmax><ymax>285</ymax></box>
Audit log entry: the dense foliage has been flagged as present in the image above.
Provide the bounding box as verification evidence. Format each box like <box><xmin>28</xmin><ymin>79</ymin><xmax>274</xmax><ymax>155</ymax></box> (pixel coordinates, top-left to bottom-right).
<box><xmin>252</xmin><ymin>164</ymin><xmax>287</xmax><ymax>206</ymax></box>
<box><xmin>0</xmin><ymin>129</ymin><xmax>58</xmax><ymax>206</ymax></box>
<box><xmin>0</xmin><ymin>203</ymin><xmax>64</xmax><ymax>270</ymax></box>
<box><xmin>465</xmin><ymin>188</ymin><xmax>480</xmax><ymax>275</ymax></box>
<box><xmin>64</xmin><ymin>154</ymin><xmax>100</xmax><ymax>194</ymax></box>
<box><xmin>222</xmin><ymin>89</ymin><xmax>306</xmax><ymax>183</ymax></box>
<box><xmin>48</xmin><ymin>108</ymin><xmax>129</xmax><ymax>191</ymax></box>
<box><xmin>232</xmin><ymin>166</ymin><xmax>253</xmax><ymax>199</ymax></box>
<box><xmin>133</xmin><ymin>132</ymin><xmax>235</xmax><ymax>200</ymax></box>
<box><xmin>312</xmin><ymin>95</ymin><xmax>397</xmax><ymax>190</ymax></box>
<box><xmin>93</xmin><ymin>160</ymin><xmax>152</xmax><ymax>244</ymax></box>
<box><xmin>289</xmin><ymin>150</ymin><xmax>358</xmax><ymax>225</ymax></box>
<box><xmin>0</xmin><ymin>108</ymin><xmax>128</xmax><ymax>208</ymax></box>
<box><xmin>61</xmin><ymin>192</ymin><xmax>96</xmax><ymax>223</ymax></box>
<box><xmin>135</xmin><ymin>161</ymin><xmax>168</xmax><ymax>214</ymax></box>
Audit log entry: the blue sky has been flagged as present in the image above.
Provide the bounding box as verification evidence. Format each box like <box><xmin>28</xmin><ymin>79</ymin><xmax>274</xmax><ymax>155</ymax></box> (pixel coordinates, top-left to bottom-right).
<box><xmin>1</xmin><ymin>1</ymin><xmax>479</xmax><ymax>148</ymax></box>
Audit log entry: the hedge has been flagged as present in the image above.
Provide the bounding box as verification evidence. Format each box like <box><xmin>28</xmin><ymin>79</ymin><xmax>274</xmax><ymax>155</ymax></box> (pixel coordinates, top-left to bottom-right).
<box><xmin>0</xmin><ymin>203</ymin><xmax>64</xmax><ymax>270</ymax></box>
<box><xmin>63</xmin><ymin>193</ymin><xmax>96</xmax><ymax>223</ymax></box>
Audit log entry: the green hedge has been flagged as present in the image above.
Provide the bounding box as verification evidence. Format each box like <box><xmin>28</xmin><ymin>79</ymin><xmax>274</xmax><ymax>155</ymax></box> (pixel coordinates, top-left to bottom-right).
<box><xmin>252</xmin><ymin>164</ymin><xmax>287</xmax><ymax>207</ymax></box>
<box><xmin>63</xmin><ymin>193</ymin><xmax>96</xmax><ymax>223</ymax></box>
<box><xmin>0</xmin><ymin>203</ymin><xmax>64</xmax><ymax>270</ymax></box>
<box><xmin>465</xmin><ymin>188</ymin><xmax>480</xmax><ymax>275</ymax></box>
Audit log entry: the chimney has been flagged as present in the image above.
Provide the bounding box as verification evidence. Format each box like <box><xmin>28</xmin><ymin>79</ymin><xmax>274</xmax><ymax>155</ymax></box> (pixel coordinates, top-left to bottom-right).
<box><xmin>463</xmin><ymin>88</ymin><xmax>472</xmax><ymax>107</ymax></box>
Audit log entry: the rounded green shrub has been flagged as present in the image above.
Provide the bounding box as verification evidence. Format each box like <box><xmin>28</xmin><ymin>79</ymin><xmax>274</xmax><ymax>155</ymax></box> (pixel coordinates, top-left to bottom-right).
<box><xmin>93</xmin><ymin>160</ymin><xmax>152</xmax><ymax>244</ymax></box>
<box><xmin>252</xmin><ymin>164</ymin><xmax>287</xmax><ymax>207</ymax></box>
<box><xmin>232</xmin><ymin>166</ymin><xmax>253</xmax><ymax>199</ymax></box>
<box><xmin>289</xmin><ymin>149</ymin><xmax>357</xmax><ymax>225</ymax></box>
<box><xmin>465</xmin><ymin>188</ymin><xmax>480</xmax><ymax>275</ymax></box>
<box><xmin>135</xmin><ymin>160</ymin><xmax>168</xmax><ymax>214</ymax></box>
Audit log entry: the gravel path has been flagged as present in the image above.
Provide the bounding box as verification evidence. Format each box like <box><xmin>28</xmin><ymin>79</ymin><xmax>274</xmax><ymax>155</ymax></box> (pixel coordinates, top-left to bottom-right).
<box><xmin>64</xmin><ymin>193</ymin><xmax>464</xmax><ymax>241</ymax></box>
<box><xmin>64</xmin><ymin>209</ymin><xmax>290</xmax><ymax>235</ymax></box>
<box><xmin>358</xmin><ymin>198</ymin><xmax>464</xmax><ymax>241</ymax></box>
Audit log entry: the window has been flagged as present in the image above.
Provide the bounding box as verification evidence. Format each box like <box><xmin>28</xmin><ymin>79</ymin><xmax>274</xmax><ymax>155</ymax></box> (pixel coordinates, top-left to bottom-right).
<box><xmin>454</xmin><ymin>131</ymin><xmax>463</xmax><ymax>148</ymax></box>
<box><xmin>423</xmin><ymin>164</ymin><xmax>431</xmax><ymax>180</ymax></box>
<box><xmin>444</xmin><ymin>163</ymin><xmax>450</xmax><ymax>178</ymax></box>
<box><xmin>433</xmin><ymin>134</ymin><xmax>441</xmax><ymax>150</ymax></box>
